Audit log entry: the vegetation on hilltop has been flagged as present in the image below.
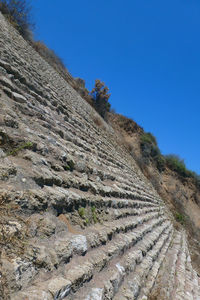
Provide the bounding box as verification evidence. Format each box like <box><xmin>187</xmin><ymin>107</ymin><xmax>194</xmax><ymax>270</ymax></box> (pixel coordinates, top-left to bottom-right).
<box><xmin>139</xmin><ymin>130</ymin><xmax>200</xmax><ymax>187</ymax></box>
<box><xmin>90</xmin><ymin>79</ymin><xmax>111</xmax><ymax>119</ymax></box>
<box><xmin>140</xmin><ymin>132</ymin><xmax>166</xmax><ymax>172</ymax></box>
<box><xmin>109</xmin><ymin>113</ymin><xmax>200</xmax><ymax>189</ymax></box>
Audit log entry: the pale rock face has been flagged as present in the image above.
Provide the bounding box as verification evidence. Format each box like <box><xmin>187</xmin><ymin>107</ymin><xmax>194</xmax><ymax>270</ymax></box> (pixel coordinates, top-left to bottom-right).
<box><xmin>85</xmin><ymin>288</ymin><xmax>103</xmax><ymax>300</ymax></box>
<box><xmin>3</xmin><ymin>221</ymin><xmax>21</xmax><ymax>235</ymax></box>
<box><xmin>1</xmin><ymin>257</ymin><xmax>36</xmax><ymax>291</ymax></box>
<box><xmin>75</xmin><ymin>160</ymin><xmax>87</xmax><ymax>173</ymax></box>
<box><xmin>116</xmin><ymin>263</ymin><xmax>125</xmax><ymax>275</ymax></box>
<box><xmin>37</xmin><ymin>215</ymin><xmax>57</xmax><ymax>237</ymax></box>
<box><xmin>4</xmin><ymin>115</ymin><xmax>19</xmax><ymax>128</ymax></box>
<box><xmin>71</xmin><ymin>234</ymin><xmax>87</xmax><ymax>254</ymax></box>
<box><xmin>0</xmin><ymin>75</ymin><xmax>13</xmax><ymax>89</ymax></box>
<box><xmin>54</xmin><ymin>236</ymin><xmax>72</xmax><ymax>264</ymax></box>
<box><xmin>12</xmin><ymin>92</ymin><xmax>27</xmax><ymax>103</ymax></box>
<box><xmin>27</xmin><ymin>244</ymin><xmax>57</xmax><ymax>270</ymax></box>
<box><xmin>47</xmin><ymin>277</ymin><xmax>71</xmax><ymax>299</ymax></box>
<box><xmin>11</xmin><ymin>290</ymin><xmax>52</xmax><ymax>300</ymax></box>
<box><xmin>0</xmin><ymin>162</ymin><xmax>17</xmax><ymax>181</ymax></box>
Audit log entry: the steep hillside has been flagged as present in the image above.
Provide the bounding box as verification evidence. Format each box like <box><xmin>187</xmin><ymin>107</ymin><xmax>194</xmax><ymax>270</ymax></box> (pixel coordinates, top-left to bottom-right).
<box><xmin>110</xmin><ymin>113</ymin><xmax>200</xmax><ymax>273</ymax></box>
<box><xmin>0</xmin><ymin>11</ymin><xmax>199</xmax><ymax>300</ymax></box>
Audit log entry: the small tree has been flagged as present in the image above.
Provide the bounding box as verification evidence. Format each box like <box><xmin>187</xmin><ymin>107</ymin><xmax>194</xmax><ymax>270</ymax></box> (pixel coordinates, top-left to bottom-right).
<box><xmin>0</xmin><ymin>0</ymin><xmax>33</xmax><ymax>40</ymax></box>
<box><xmin>90</xmin><ymin>79</ymin><xmax>111</xmax><ymax>119</ymax></box>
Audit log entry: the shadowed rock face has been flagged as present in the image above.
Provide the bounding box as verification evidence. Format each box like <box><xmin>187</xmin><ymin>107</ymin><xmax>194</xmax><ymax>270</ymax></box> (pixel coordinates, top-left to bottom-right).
<box><xmin>0</xmin><ymin>12</ymin><xmax>199</xmax><ymax>300</ymax></box>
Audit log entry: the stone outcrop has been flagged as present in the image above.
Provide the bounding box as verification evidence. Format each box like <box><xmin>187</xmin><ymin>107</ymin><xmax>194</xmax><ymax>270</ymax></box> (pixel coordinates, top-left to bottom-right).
<box><xmin>0</xmin><ymin>12</ymin><xmax>199</xmax><ymax>300</ymax></box>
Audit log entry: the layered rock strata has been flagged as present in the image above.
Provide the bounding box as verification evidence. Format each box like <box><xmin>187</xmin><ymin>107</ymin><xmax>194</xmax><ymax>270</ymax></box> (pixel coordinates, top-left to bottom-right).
<box><xmin>0</xmin><ymin>12</ymin><xmax>199</xmax><ymax>300</ymax></box>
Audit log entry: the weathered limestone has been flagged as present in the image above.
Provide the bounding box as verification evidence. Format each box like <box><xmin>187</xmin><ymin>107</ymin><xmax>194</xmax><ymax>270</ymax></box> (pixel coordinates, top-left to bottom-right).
<box><xmin>0</xmin><ymin>11</ymin><xmax>199</xmax><ymax>300</ymax></box>
<box><xmin>148</xmin><ymin>231</ymin><xmax>200</xmax><ymax>300</ymax></box>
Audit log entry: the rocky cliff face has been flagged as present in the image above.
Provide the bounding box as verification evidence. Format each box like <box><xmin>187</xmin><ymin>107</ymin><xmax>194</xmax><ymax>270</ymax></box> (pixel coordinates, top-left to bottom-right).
<box><xmin>0</xmin><ymin>12</ymin><xmax>199</xmax><ymax>300</ymax></box>
<box><xmin>109</xmin><ymin>113</ymin><xmax>200</xmax><ymax>274</ymax></box>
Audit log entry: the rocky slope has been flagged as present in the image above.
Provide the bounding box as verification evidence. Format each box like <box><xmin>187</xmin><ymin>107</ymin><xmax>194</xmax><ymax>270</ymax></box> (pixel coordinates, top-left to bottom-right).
<box><xmin>109</xmin><ymin>113</ymin><xmax>200</xmax><ymax>274</ymax></box>
<box><xmin>0</xmin><ymin>12</ymin><xmax>199</xmax><ymax>300</ymax></box>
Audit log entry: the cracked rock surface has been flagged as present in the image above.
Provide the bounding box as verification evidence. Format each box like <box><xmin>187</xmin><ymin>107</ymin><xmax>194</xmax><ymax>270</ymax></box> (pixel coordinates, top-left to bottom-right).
<box><xmin>0</xmin><ymin>12</ymin><xmax>199</xmax><ymax>300</ymax></box>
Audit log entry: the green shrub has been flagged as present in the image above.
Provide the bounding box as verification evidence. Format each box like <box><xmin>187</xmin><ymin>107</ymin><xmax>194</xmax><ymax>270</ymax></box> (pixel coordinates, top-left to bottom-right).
<box><xmin>175</xmin><ymin>212</ymin><xmax>185</xmax><ymax>224</ymax></box>
<box><xmin>139</xmin><ymin>133</ymin><xmax>200</xmax><ymax>183</ymax></box>
<box><xmin>155</xmin><ymin>155</ymin><xmax>166</xmax><ymax>172</ymax></box>
<box><xmin>91</xmin><ymin>206</ymin><xmax>97</xmax><ymax>223</ymax></box>
<box><xmin>65</xmin><ymin>160</ymin><xmax>74</xmax><ymax>172</ymax></box>
<box><xmin>93</xmin><ymin>213</ymin><xmax>97</xmax><ymax>224</ymax></box>
<box><xmin>165</xmin><ymin>155</ymin><xmax>189</xmax><ymax>177</ymax></box>
<box><xmin>164</xmin><ymin>155</ymin><xmax>200</xmax><ymax>189</ymax></box>
<box><xmin>91</xmin><ymin>206</ymin><xmax>96</xmax><ymax>213</ymax></box>
<box><xmin>6</xmin><ymin>141</ymin><xmax>33</xmax><ymax>156</ymax></box>
<box><xmin>140</xmin><ymin>132</ymin><xmax>160</xmax><ymax>159</ymax></box>
<box><xmin>140</xmin><ymin>132</ymin><xmax>166</xmax><ymax>172</ymax></box>
<box><xmin>140</xmin><ymin>132</ymin><xmax>157</xmax><ymax>146</ymax></box>
<box><xmin>78</xmin><ymin>207</ymin><xmax>85</xmax><ymax>218</ymax></box>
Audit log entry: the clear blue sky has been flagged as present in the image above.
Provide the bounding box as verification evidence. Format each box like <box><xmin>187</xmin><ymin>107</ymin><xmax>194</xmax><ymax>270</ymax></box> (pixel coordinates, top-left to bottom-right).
<box><xmin>31</xmin><ymin>0</ymin><xmax>200</xmax><ymax>174</ymax></box>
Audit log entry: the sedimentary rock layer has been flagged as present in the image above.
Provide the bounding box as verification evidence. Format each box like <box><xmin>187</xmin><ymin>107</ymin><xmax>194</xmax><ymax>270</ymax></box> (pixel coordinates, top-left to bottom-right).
<box><xmin>0</xmin><ymin>12</ymin><xmax>199</xmax><ymax>300</ymax></box>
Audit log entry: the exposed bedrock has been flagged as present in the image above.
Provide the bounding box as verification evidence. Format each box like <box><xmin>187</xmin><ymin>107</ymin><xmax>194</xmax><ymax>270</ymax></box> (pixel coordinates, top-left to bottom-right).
<box><xmin>0</xmin><ymin>12</ymin><xmax>199</xmax><ymax>300</ymax></box>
